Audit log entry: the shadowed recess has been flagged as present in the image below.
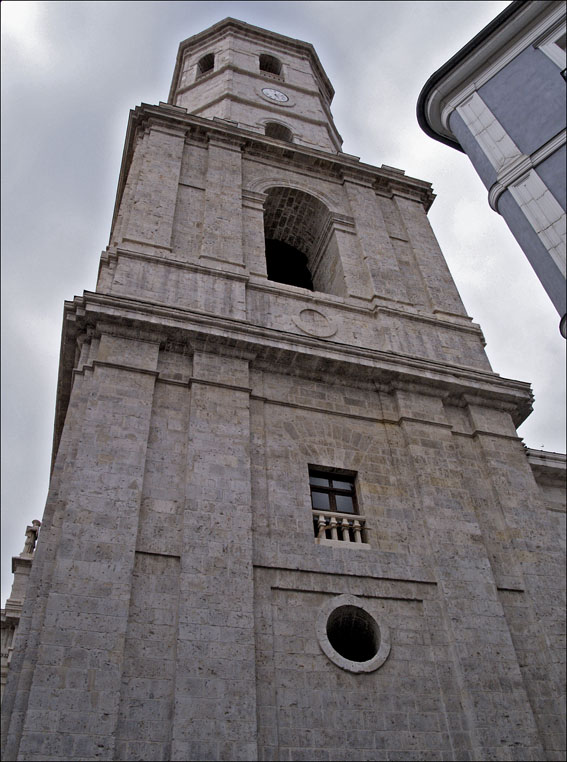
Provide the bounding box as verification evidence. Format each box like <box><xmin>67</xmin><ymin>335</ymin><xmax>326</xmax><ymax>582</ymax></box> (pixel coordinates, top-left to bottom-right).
<box><xmin>326</xmin><ymin>605</ymin><xmax>380</xmax><ymax>662</ymax></box>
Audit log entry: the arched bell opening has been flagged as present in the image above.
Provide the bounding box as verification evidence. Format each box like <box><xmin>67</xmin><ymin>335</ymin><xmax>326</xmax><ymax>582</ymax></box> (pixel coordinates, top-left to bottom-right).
<box><xmin>259</xmin><ymin>54</ymin><xmax>282</xmax><ymax>77</ymax></box>
<box><xmin>263</xmin><ymin>187</ymin><xmax>346</xmax><ymax>296</ymax></box>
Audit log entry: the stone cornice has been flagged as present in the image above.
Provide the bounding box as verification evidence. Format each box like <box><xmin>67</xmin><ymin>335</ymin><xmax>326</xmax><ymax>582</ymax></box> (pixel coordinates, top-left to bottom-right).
<box><xmin>526</xmin><ymin>447</ymin><xmax>566</xmax><ymax>482</ymax></box>
<box><xmin>206</xmin><ymin>131</ymin><xmax>246</xmax><ymax>151</ymax></box>
<box><xmin>102</xmin><ymin>245</ymin><xmax>481</xmax><ymax>335</ymax></box>
<box><xmin>185</xmin><ymin>88</ymin><xmax>343</xmax><ymax>152</ymax></box>
<box><xmin>51</xmin><ymin>291</ymin><xmax>533</xmax><ymax>466</ymax></box>
<box><xmin>110</xmin><ymin>102</ymin><xmax>435</xmax><ymax>237</ymax></box>
<box><xmin>71</xmin><ymin>292</ymin><xmax>515</xmax><ymax>395</ymax></box>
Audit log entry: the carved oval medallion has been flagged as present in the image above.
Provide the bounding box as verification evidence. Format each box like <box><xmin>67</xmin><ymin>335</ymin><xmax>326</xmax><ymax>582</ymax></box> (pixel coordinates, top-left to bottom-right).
<box><xmin>293</xmin><ymin>308</ymin><xmax>337</xmax><ymax>338</ymax></box>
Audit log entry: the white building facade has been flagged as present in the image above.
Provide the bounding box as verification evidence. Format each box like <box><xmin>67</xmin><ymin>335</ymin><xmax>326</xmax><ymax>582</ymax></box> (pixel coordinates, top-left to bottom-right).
<box><xmin>418</xmin><ymin>0</ymin><xmax>566</xmax><ymax>336</ymax></box>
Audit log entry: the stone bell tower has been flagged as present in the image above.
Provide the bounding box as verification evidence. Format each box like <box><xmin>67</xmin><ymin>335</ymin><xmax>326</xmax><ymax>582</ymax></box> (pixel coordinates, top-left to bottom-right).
<box><xmin>2</xmin><ymin>18</ymin><xmax>565</xmax><ymax>762</ymax></box>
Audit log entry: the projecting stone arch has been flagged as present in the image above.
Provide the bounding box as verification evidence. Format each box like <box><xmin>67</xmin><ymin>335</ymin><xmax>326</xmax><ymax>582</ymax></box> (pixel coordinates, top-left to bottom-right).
<box><xmin>246</xmin><ymin>177</ymin><xmax>336</xmax><ymax>211</ymax></box>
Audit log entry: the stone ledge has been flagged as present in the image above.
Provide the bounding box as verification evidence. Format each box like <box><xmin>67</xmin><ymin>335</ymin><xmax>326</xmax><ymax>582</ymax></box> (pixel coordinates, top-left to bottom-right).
<box><xmin>253</xmin><ymin>562</ymin><xmax>437</xmax><ymax>589</ymax></box>
<box><xmin>50</xmin><ymin>291</ymin><xmax>534</xmax><ymax>470</ymax></box>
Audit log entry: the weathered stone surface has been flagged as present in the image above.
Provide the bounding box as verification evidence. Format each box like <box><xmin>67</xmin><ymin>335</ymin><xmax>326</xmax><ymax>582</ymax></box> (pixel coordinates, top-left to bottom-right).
<box><xmin>1</xmin><ymin>17</ymin><xmax>564</xmax><ymax>762</ymax></box>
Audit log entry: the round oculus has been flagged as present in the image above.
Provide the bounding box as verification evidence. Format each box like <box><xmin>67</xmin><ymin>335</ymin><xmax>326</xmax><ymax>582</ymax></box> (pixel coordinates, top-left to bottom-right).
<box><xmin>261</xmin><ymin>87</ymin><xmax>289</xmax><ymax>102</ymax></box>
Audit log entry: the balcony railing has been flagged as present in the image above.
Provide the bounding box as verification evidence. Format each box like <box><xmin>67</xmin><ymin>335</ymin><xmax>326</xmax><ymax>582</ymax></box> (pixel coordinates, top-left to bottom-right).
<box><xmin>313</xmin><ymin>510</ymin><xmax>368</xmax><ymax>545</ymax></box>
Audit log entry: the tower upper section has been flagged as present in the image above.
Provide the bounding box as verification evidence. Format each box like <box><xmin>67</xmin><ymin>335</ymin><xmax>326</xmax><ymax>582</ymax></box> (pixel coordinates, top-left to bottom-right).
<box><xmin>168</xmin><ymin>18</ymin><xmax>343</xmax><ymax>153</ymax></box>
<box><xmin>51</xmin><ymin>17</ymin><xmax>534</xmax><ymax>476</ymax></box>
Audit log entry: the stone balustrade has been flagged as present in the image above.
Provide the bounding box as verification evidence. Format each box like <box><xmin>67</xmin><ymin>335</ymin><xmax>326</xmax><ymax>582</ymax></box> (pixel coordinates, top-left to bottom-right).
<box><xmin>312</xmin><ymin>510</ymin><xmax>367</xmax><ymax>544</ymax></box>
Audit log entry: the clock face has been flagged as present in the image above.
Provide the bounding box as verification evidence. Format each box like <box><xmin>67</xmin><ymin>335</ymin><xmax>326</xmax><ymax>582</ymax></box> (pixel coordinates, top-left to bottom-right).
<box><xmin>262</xmin><ymin>87</ymin><xmax>289</xmax><ymax>103</ymax></box>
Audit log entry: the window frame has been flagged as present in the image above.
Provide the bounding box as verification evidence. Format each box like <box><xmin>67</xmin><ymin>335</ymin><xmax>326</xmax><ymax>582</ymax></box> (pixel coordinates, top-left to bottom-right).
<box><xmin>308</xmin><ymin>466</ymin><xmax>369</xmax><ymax>546</ymax></box>
<box><xmin>309</xmin><ymin>469</ymin><xmax>358</xmax><ymax>515</ymax></box>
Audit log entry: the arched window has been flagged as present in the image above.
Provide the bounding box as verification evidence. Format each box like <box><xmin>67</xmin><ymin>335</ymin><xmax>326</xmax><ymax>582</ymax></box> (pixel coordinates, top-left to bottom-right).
<box><xmin>196</xmin><ymin>53</ymin><xmax>214</xmax><ymax>78</ymax></box>
<box><xmin>263</xmin><ymin>187</ymin><xmax>345</xmax><ymax>296</ymax></box>
<box><xmin>259</xmin><ymin>54</ymin><xmax>282</xmax><ymax>77</ymax></box>
<box><xmin>265</xmin><ymin>122</ymin><xmax>293</xmax><ymax>142</ymax></box>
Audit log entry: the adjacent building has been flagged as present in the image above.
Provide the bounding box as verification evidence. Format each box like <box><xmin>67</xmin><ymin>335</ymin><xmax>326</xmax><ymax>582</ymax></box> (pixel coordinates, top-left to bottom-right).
<box><xmin>1</xmin><ymin>17</ymin><xmax>565</xmax><ymax>762</ymax></box>
<box><xmin>418</xmin><ymin>0</ymin><xmax>566</xmax><ymax>335</ymax></box>
<box><xmin>0</xmin><ymin>523</ymin><xmax>40</xmax><ymax>702</ymax></box>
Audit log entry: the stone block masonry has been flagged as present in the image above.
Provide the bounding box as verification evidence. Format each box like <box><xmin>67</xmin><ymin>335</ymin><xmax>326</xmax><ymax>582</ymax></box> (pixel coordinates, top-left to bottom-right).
<box><xmin>1</xmin><ymin>17</ymin><xmax>564</xmax><ymax>762</ymax></box>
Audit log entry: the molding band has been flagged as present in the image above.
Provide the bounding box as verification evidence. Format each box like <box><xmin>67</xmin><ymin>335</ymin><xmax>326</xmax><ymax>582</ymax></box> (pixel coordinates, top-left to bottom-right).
<box><xmin>488</xmin><ymin>129</ymin><xmax>566</xmax><ymax>212</ymax></box>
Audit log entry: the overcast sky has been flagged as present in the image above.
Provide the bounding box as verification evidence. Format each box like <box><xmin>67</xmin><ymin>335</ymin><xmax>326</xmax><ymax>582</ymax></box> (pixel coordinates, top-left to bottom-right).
<box><xmin>2</xmin><ymin>0</ymin><xmax>565</xmax><ymax>606</ymax></box>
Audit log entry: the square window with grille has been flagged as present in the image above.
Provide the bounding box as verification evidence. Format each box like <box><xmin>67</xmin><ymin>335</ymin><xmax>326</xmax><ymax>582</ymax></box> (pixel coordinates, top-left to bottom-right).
<box><xmin>309</xmin><ymin>467</ymin><xmax>367</xmax><ymax>545</ymax></box>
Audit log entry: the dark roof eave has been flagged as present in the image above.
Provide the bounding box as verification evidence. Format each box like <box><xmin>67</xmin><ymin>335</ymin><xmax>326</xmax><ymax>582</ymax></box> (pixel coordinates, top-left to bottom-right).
<box><xmin>416</xmin><ymin>0</ymin><xmax>529</xmax><ymax>151</ymax></box>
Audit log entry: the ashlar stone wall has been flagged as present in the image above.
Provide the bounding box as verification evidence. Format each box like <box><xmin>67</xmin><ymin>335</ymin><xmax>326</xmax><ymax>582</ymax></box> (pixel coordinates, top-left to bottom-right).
<box><xmin>170</xmin><ymin>20</ymin><xmax>341</xmax><ymax>153</ymax></box>
<box><xmin>2</xmin><ymin>20</ymin><xmax>564</xmax><ymax>761</ymax></box>
<box><xmin>2</xmin><ymin>298</ymin><xmax>564</xmax><ymax>762</ymax></box>
<box><xmin>102</xmin><ymin>107</ymin><xmax>490</xmax><ymax>377</ymax></box>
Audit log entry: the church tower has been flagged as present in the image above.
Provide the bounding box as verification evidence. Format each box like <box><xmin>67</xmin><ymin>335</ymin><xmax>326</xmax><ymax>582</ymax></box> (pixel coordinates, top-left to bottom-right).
<box><xmin>2</xmin><ymin>19</ymin><xmax>565</xmax><ymax>762</ymax></box>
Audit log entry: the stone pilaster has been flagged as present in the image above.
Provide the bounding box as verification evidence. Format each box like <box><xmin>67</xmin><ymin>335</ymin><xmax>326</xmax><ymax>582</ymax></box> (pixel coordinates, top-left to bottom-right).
<box><xmin>6</xmin><ymin>331</ymin><xmax>159</xmax><ymax>762</ymax></box>
<box><xmin>394</xmin><ymin>194</ymin><xmax>468</xmax><ymax>318</ymax></box>
<box><xmin>396</xmin><ymin>389</ymin><xmax>544</xmax><ymax>761</ymax></box>
<box><xmin>170</xmin><ymin>348</ymin><xmax>257</xmax><ymax>761</ymax></box>
<box><xmin>242</xmin><ymin>190</ymin><xmax>268</xmax><ymax>278</ymax></box>
<box><xmin>122</xmin><ymin>123</ymin><xmax>186</xmax><ymax>253</ymax></box>
<box><xmin>200</xmin><ymin>135</ymin><xmax>245</xmax><ymax>271</ymax></box>
<box><xmin>343</xmin><ymin>173</ymin><xmax>410</xmax><ymax>303</ymax></box>
<box><xmin>465</xmin><ymin>403</ymin><xmax>567</xmax><ymax>760</ymax></box>
<box><xmin>328</xmin><ymin>214</ymin><xmax>374</xmax><ymax>302</ymax></box>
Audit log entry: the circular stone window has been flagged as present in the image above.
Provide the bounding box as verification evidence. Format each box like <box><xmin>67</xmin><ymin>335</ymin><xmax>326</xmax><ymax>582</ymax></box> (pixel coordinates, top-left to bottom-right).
<box><xmin>316</xmin><ymin>594</ymin><xmax>391</xmax><ymax>673</ymax></box>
